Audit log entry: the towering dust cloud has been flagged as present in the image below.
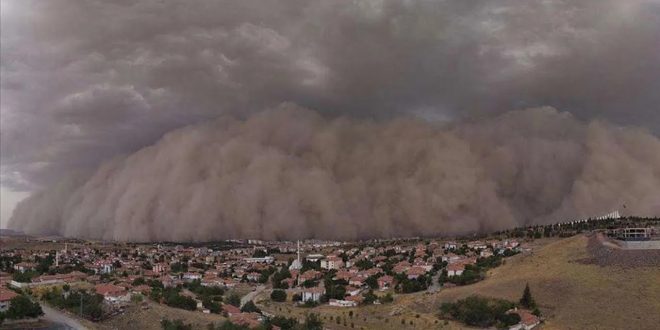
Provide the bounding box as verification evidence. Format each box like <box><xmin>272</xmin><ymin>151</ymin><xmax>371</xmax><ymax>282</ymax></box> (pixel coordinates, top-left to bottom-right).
<box><xmin>8</xmin><ymin>105</ymin><xmax>660</xmax><ymax>241</ymax></box>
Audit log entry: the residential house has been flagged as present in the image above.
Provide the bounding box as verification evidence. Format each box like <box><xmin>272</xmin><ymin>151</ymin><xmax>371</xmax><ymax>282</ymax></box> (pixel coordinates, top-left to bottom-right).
<box><xmin>377</xmin><ymin>275</ymin><xmax>394</xmax><ymax>290</ymax></box>
<box><xmin>183</xmin><ymin>272</ymin><xmax>202</xmax><ymax>282</ymax></box>
<box><xmin>95</xmin><ymin>283</ymin><xmax>130</xmax><ymax>303</ymax></box>
<box><xmin>508</xmin><ymin>308</ymin><xmax>541</xmax><ymax>330</ymax></box>
<box><xmin>301</xmin><ymin>286</ymin><xmax>325</xmax><ymax>302</ymax></box>
<box><xmin>0</xmin><ymin>288</ymin><xmax>18</xmax><ymax>312</ymax></box>
<box><xmin>406</xmin><ymin>267</ymin><xmax>426</xmax><ymax>280</ymax></box>
<box><xmin>345</xmin><ymin>286</ymin><xmax>362</xmax><ymax>296</ymax></box>
<box><xmin>222</xmin><ymin>303</ymin><xmax>241</xmax><ymax>317</ymax></box>
<box><xmin>447</xmin><ymin>263</ymin><xmax>465</xmax><ymax>277</ymax></box>
<box><xmin>349</xmin><ymin>277</ymin><xmax>365</xmax><ymax>287</ymax></box>
<box><xmin>321</xmin><ymin>256</ymin><xmax>344</xmax><ymax>270</ymax></box>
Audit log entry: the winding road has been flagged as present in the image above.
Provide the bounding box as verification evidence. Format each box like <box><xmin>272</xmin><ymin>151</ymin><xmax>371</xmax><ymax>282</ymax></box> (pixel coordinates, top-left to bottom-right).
<box><xmin>240</xmin><ymin>285</ymin><xmax>267</xmax><ymax>307</ymax></box>
<box><xmin>41</xmin><ymin>303</ymin><xmax>89</xmax><ymax>330</ymax></box>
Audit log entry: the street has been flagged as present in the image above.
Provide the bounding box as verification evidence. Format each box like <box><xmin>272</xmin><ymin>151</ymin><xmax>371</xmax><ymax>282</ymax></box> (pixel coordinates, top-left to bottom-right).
<box><xmin>240</xmin><ymin>285</ymin><xmax>266</xmax><ymax>307</ymax></box>
<box><xmin>41</xmin><ymin>303</ymin><xmax>89</xmax><ymax>330</ymax></box>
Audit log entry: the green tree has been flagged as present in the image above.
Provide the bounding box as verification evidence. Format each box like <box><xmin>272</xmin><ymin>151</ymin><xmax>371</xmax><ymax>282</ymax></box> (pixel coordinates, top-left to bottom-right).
<box><xmin>266</xmin><ymin>315</ymin><xmax>299</xmax><ymax>329</ymax></box>
<box><xmin>226</xmin><ymin>292</ymin><xmax>241</xmax><ymax>307</ymax></box>
<box><xmin>365</xmin><ymin>275</ymin><xmax>378</xmax><ymax>289</ymax></box>
<box><xmin>304</xmin><ymin>313</ymin><xmax>323</xmax><ymax>330</ymax></box>
<box><xmin>161</xmin><ymin>318</ymin><xmax>192</xmax><ymax>330</ymax></box>
<box><xmin>132</xmin><ymin>277</ymin><xmax>146</xmax><ymax>286</ymax></box>
<box><xmin>240</xmin><ymin>300</ymin><xmax>260</xmax><ymax>313</ymax></box>
<box><xmin>519</xmin><ymin>283</ymin><xmax>536</xmax><ymax>309</ymax></box>
<box><xmin>270</xmin><ymin>289</ymin><xmax>287</xmax><ymax>302</ymax></box>
<box><xmin>6</xmin><ymin>295</ymin><xmax>44</xmax><ymax>319</ymax></box>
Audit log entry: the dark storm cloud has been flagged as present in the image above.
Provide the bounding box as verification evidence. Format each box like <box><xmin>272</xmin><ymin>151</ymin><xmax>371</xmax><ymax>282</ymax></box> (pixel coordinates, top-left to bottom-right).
<box><xmin>2</xmin><ymin>0</ymin><xmax>660</xmax><ymax>239</ymax></box>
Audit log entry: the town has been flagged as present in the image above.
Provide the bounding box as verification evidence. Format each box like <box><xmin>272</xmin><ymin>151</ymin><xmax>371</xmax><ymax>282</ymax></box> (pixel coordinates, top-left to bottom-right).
<box><xmin>0</xmin><ymin>232</ymin><xmax>541</xmax><ymax>329</ymax></box>
<box><xmin>1</xmin><ymin>216</ymin><xmax>658</xmax><ymax>329</ymax></box>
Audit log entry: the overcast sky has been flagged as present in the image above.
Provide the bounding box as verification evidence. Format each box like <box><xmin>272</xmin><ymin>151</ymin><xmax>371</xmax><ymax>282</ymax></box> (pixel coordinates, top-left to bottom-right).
<box><xmin>2</xmin><ymin>0</ymin><xmax>659</xmax><ymax>227</ymax></box>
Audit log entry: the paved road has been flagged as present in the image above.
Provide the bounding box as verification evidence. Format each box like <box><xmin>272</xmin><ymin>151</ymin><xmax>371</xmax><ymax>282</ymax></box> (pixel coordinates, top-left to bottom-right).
<box><xmin>41</xmin><ymin>303</ymin><xmax>89</xmax><ymax>330</ymax></box>
<box><xmin>241</xmin><ymin>285</ymin><xmax>266</xmax><ymax>307</ymax></box>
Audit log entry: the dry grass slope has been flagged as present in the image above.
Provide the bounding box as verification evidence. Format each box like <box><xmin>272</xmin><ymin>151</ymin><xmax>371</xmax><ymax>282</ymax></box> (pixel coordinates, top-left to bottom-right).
<box><xmin>421</xmin><ymin>235</ymin><xmax>660</xmax><ymax>330</ymax></box>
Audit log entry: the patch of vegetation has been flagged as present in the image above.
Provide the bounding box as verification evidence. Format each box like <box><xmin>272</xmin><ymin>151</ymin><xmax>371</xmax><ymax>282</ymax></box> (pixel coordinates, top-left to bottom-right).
<box><xmin>395</xmin><ymin>274</ymin><xmax>430</xmax><ymax>293</ymax></box>
<box><xmin>264</xmin><ymin>315</ymin><xmax>299</xmax><ymax>329</ymax></box>
<box><xmin>272</xmin><ymin>267</ymin><xmax>292</xmax><ymax>289</ymax></box>
<box><xmin>1</xmin><ymin>295</ymin><xmax>43</xmax><ymax>320</ymax></box>
<box><xmin>270</xmin><ymin>289</ymin><xmax>287</xmax><ymax>302</ymax></box>
<box><xmin>154</xmin><ymin>287</ymin><xmax>197</xmax><ymax>311</ymax></box>
<box><xmin>12</xmin><ymin>270</ymin><xmax>39</xmax><ymax>283</ymax></box>
<box><xmin>240</xmin><ymin>300</ymin><xmax>260</xmax><ymax>313</ymax></box>
<box><xmin>184</xmin><ymin>279</ymin><xmax>225</xmax><ymax>299</ymax></box>
<box><xmin>170</xmin><ymin>262</ymin><xmax>188</xmax><ymax>273</ymax></box>
<box><xmin>226</xmin><ymin>292</ymin><xmax>242</xmax><ymax>307</ymax></box>
<box><xmin>439</xmin><ymin>295</ymin><xmax>518</xmax><ymax>328</ymax></box>
<box><xmin>161</xmin><ymin>318</ymin><xmax>193</xmax><ymax>330</ymax></box>
<box><xmin>42</xmin><ymin>288</ymin><xmax>103</xmax><ymax>320</ymax></box>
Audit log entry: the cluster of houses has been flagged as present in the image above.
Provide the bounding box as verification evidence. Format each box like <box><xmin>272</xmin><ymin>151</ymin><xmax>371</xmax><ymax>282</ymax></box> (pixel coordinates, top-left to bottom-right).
<box><xmin>0</xmin><ymin>237</ymin><xmax>528</xmax><ymax>327</ymax></box>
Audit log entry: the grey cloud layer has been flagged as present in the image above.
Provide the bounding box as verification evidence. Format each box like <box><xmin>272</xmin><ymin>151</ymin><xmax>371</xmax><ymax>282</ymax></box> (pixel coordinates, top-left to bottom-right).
<box><xmin>2</xmin><ymin>0</ymin><xmax>659</xmax><ymax>189</ymax></box>
<box><xmin>9</xmin><ymin>105</ymin><xmax>660</xmax><ymax>241</ymax></box>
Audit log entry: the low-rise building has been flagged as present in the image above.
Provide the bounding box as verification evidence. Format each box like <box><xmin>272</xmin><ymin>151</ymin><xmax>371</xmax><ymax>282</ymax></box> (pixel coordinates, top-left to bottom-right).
<box><xmin>321</xmin><ymin>256</ymin><xmax>344</xmax><ymax>270</ymax></box>
<box><xmin>0</xmin><ymin>288</ymin><xmax>18</xmax><ymax>312</ymax></box>
<box><xmin>507</xmin><ymin>308</ymin><xmax>540</xmax><ymax>330</ymax></box>
<box><xmin>301</xmin><ymin>286</ymin><xmax>325</xmax><ymax>302</ymax></box>
<box><xmin>447</xmin><ymin>263</ymin><xmax>465</xmax><ymax>277</ymax></box>
<box><xmin>95</xmin><ymin>283</ymin><xmax>129</xmax><ymax>303</ymax></box>
<box><xmin>329</xmin><ymin>299</ymin><xmax>357</xmax><ymax>307</ymax></box>
<box><xmin>377</xmin><ymin>275</ymin><xmax>394</xmax><ymax>290</ymax></box>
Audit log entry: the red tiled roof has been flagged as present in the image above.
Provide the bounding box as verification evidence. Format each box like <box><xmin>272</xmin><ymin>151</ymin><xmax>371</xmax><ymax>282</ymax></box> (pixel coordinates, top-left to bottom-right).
<box><xmin>223</xmin><ymin>304</ymin><xmax>241</xmax><ymax>315</ymax></box>
<box><xmin>514</xmin><ymin>309</ymin><xmax>540</xmax><ymax>326</ymax></box>
<box><xmin>447</xmin><ymin>263</ymin><xmax>465</xmax><ymax>271</ymax></box>
<box><xmin>406</xmin><ymin>266</ymin><xmax>426</xmax><ymax>276</ymax></box>
<box><xmin>0</xmin><ymin>288</ymin><xmax>18</xmax><ymax>302</ymax></box>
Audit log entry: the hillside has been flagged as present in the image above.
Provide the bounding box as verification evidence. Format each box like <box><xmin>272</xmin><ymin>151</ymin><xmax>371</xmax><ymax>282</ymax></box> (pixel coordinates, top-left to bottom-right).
<box><xmin>416</xmin><ymin>234</ymin><xmax>660</xmax><ymax>329</ymax></box>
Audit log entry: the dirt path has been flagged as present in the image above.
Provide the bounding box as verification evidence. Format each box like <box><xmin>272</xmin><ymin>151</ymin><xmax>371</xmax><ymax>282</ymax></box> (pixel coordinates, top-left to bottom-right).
<box><xmin>41</xmin><ymin>303</ymin><xmax>90</xmax><ymax>330</ymax></box>
<box><xmin>241</xmin><ymin>285</ymin><xmax>266</xmax><ymax>307</ymax></box>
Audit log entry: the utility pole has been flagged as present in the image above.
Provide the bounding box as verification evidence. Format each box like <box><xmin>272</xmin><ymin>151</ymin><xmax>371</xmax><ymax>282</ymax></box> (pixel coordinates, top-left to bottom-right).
<box><xmin>80</xmin><ymin>293</ymin><xmax>83</xmax><ymax>317</ymax></box>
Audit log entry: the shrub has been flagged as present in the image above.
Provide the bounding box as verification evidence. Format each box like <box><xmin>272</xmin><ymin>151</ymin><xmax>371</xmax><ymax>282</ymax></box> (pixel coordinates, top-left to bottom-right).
<box><xmin>5</xmin><ymin>295</ymin><xmax>43</xmax><ymax>320</ymax></box>
<box><xmin>226</xmin><ymin>293</ymin><xmax>241</xmax><ymax>307</ymax></box>
<box><xmin>240</xmin><ymin>300</ymin><xmax>260</xmax><ymax>313</ymax></box>
<box><xmin>161</xmin><ymin>318</ymin><xmax>192</xmax><ymax>330</ymax></box>
<box><xmin>270</xmin><ymin>289</ymin><xmax>287</xmax><ymax>302</ymax></box>
<box><xmin>440</xmin><ymin>295</ymin><xmax>515</xmax><ymax>328</ymax></box>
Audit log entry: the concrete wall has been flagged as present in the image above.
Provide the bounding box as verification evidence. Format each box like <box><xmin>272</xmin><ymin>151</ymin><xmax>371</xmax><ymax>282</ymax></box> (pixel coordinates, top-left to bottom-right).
<box><xmin>614</xmin><ymin>240</ymin><xmax>660</xmax><ymax>250</ymax></box>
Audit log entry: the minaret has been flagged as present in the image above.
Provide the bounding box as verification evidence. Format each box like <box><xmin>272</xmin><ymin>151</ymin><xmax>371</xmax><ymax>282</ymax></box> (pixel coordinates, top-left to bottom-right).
<box><xmin>296</xmin><ymin>240</ymin><xmax>301</xmax><ymax>287</ymax></box>
<box><xmin>297</xmin><ymin>240</ymin><xmax>301</xmax><ymax>265</ymax></box>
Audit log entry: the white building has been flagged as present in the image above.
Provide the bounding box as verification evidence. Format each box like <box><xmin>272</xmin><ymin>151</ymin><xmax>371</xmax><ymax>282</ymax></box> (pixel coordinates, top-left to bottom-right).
<box><xmin>329</xmin><ymin>299</ymin><xmax>357</xmax><ymax>307</ymax></box>
<box><xmin>321</xmin><ymin>256</ymin><xmax>344</xmax><ymax>270</ymax></box>
<box><xmin>183</xmin><ymin>272</ymin><xmax>202</xmax><ymax>281</ymax></box>
<box><xmin>447</xmin><ymin>264</ymin><xmax>465</xmax><ymax>277</ymax></box>
<box><xmin>244</xmin><ymin>256</ymin><xmax>274</xmax><ymax>264</ymax></box>
<box><xmin>306</xmin><ymin>254</ymin><xmax>325</xmax><ymax>262</ymax></box>
<box><xmin>301</xmin><ymin>286</ymin><xmax>325</xmax><ymax>302</ymax></box>
<box><xmin>444</xmin><ymin>242</ymin><xmax>458</xmax><ymax>250</ymax></box>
